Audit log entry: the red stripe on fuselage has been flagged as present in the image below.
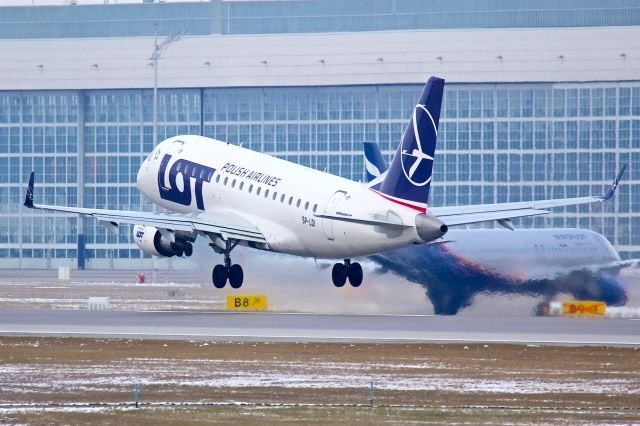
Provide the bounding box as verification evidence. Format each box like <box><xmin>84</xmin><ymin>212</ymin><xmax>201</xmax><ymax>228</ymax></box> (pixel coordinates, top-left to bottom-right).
<box><xmin>370</xmin><ymin>189</ymin><xmax>426</xmax><ymax>213</ymax></box>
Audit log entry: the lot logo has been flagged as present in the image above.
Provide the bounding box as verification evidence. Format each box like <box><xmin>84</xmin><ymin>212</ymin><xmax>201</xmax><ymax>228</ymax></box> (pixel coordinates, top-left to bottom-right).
<box><xmin>158</xmin><ymin>154</ymin><xmax>215</xmax><ymax>210</ymax></box>
<box><xmin>400</xmin><ymin>104</ymin><xmax>435</xmax><ymax>187</ymax></box>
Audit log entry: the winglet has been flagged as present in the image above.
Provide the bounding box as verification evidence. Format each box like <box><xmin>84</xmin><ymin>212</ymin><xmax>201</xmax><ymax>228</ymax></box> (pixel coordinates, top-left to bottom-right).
<box><xmin>23</xmin><ymin>172</ymin><xmax>35</xmax><ymax>208</ymax></box>
<box><xmin>600</xmin><ymin>164</ymin><xmax>627</xmax><ymax>201</ymax></box>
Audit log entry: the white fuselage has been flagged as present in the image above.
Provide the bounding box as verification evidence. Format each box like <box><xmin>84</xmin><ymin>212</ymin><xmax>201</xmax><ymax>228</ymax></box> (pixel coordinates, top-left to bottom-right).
<box><xmin>136</xmin><ymin>135</ymin><xmax>428</xmax><ymax>259</ymax></box>
<box><xmin>440</xmin><ymin>228</ymin><xmax>621</xmax><ymax>279</ymax></box>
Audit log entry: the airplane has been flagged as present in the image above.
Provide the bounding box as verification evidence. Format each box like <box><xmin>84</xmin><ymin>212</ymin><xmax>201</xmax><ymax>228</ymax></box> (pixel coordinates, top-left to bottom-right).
<box><xmin>23</xmin><ymin>76</ymin><xmax>626</xmax><ymax>289</ymax></box>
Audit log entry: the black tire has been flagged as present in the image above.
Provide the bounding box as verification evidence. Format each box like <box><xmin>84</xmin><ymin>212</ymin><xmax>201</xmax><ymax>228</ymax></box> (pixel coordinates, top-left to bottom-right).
<box><xmin>212</xmin><ymin>264</ymin><xmax>228</xmax><ymax>288</ymax></box>
<box><xmin>331</xmin><ymin>263</ymin><xmax>347</xmax><ymax>287</ymax></box>
<box><xmin>183</xmin><ymin>243</ymin><xmax>193</xmax><ymax>257</ymax></box>
<box><xmin>348</xmin><ymin>262</ymin><xmax>363</xmax><ymax>287</ymax></box>
<box><xmin>228</xmin><ymin>264</ymin><xmax>244</xmax><ymax>289</ymax></box>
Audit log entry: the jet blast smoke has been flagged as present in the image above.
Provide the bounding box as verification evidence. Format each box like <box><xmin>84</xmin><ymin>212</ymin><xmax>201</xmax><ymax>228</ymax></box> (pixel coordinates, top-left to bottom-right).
<box><xmin>186</xmin><ymin>240</ymin><xmax>429</xmax><ymax>314</ymax></box>
<box><xmin>184</xmin><ymin>238</ymin><xmax>629</xmax><ymax>316</ymax></box>
<box><xmin>369</xmin><ymin>245</ymin><xmax>629</xmax><ymax>315</ymax></box>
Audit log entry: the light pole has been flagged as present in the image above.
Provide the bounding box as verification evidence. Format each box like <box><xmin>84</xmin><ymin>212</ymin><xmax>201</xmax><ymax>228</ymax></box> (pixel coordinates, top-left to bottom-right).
<box><xmin>148</xmin><ymin>25</ymin><xmax>184</xmax><ymax>282</ymax></box>
<box><xmin>149</xmin><ymin>25</ymin><xmax>184</xmax><ymax>150</ymax></box>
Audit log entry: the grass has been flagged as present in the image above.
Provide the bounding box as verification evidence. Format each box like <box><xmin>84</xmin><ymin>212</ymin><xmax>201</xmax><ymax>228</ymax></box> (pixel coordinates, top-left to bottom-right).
<box><xmin>0</xmin><ymin>337</ymin><xmax>639</xmax><ymax>424</ymax></box>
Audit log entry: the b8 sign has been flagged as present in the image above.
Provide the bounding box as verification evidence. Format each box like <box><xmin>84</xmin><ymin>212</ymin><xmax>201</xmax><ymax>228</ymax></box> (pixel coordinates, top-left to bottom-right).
<box><xmin>226</xmin><ymin>295</ymin><xmax>268</xmax><ymax>311</ymax></box>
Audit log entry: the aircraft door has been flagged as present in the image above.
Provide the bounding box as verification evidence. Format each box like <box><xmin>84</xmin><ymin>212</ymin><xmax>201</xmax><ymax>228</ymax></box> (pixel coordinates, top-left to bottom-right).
<box><xmin>322</xmin><ymin>190</ymin><xmax>346</xmax><ymax>241</ymax></box>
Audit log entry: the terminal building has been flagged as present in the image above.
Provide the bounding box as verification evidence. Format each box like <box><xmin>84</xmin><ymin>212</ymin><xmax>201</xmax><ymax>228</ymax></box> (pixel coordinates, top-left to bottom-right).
<box><xmin>0</xmin><ymin>0</ymin><xmax>639</xmax><ymax>268</ymax></box>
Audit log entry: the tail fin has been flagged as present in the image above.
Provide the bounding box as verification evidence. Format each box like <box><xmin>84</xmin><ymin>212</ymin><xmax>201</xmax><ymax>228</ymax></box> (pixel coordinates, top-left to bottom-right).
<box><xmin>363</xmin><ymin>142</ymin><xmax>388</xmax><ymax>182</ymax></box>
<box><xmin>24</xmin><ymin>172</ymin><xmax>35</xmax><ymax>208</ymax></box>
<box><xmin>377</xmin><ymin>76</ymin><xmax>444</xmax><ymax>212</ymax></box>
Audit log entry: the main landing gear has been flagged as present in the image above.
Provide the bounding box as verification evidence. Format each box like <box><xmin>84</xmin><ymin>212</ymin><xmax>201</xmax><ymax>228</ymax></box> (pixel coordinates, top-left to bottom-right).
<box><xmin>211</xmin><ymin>240</ymin><xmax>244</xmax><ymax>289</ymax></box>
<box><xmin>331</xmin><ymin>259</ymin><xmax>363</xmax><ymax>288</ymax></box>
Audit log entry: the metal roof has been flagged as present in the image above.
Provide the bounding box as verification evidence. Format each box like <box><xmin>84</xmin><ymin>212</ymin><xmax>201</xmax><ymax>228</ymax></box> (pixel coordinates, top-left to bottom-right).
<box><xmin>1</xmin><ymin>26</ymin><xmax>638</xmax><ymax>90</ymax></box>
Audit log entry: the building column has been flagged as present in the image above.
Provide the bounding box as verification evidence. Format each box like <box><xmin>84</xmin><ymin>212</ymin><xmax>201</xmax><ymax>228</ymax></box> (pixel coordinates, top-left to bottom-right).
<box><xmin>77</xmin><ymin>90</ymin><xmax>86</xmax><ymax>270</ymax></box>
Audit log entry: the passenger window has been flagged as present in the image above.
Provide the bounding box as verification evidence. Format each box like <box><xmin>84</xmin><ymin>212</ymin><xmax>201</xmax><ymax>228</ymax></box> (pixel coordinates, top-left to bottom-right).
<box><xmin>296</xmin><ymin>199</ymin><xmax>301</xmax><ymax>208</ymax></box>
<box><xmin>249</xmin><ymin>184</ymin><xmax>253</xmax><ymax>193</ymax></box>
<box><xmin>185</xmin><ymin>165</ymin><xmax>191</xmax><ymax>175</ymax></box>
<box><xmin>264</xmin><ymin>189</ymin><xmax>269</xmax><ymax>198</ymax></box>
<box><xmin>304</xmin><ymin>201</ymin><xmax>309</xmax><ymax>210</ymax></box>
<box><xmin>312</xmin><ymin>204</ymin><xmax>317</xmax><ymax>213</ymax></box>
<box><xmin>208</xmin><ymin>171</ymin><xmax>213</xmax><ymax>180</ymax></box>
<box><xmin>256</xmin><ymin>187</ymin><xmax>261</xmax><ymax>196</ymax></box>
<box><xmin>200</xmin><ymin>170</ymin><xmax>205</xmax><ymax>179</ymax></box>
<box><xmin>215</xmin><ymin>175</ymin><xmax>221</xmax><ymax>183</ymax></box>
<box><xmin>288</xmin><ymin>196</ymin><xmax>293</xmax><ymax>205</ymax></box>
<box><xmin>280</xmin><ymin>194</ymin><xmax>285</xmax><ymax>203</ymax></box>
<box><xmin>176</xmin><ymin>162</ymin><xmax>182</xmax><ymax>172</ymax></box>
<box><xmin>231</xmin><ymin>179</ymin><xmax>236</xmax><ymax>188</ymax></box>
<box><xmin>239</xmin><ymin>181</ymin><xmax>244</xmax><ymax>190</ymax></box>
<box><xmin>272</xmin><ymin>192</ymin><xmax>277</xmax><ymax>201</ymax></box>
<box><xmin>223</xmin><ymin>177</ymin><xmax>228</xmax><ymax>185</ymax></box>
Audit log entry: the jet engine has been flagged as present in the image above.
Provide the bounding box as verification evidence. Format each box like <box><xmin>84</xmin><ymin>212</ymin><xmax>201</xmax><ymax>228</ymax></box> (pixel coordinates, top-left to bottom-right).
<box><xmin>415</xmin><ymin>213</ymin><xmax>448</xmax><ymax>243</ymax></box>
<box><xmin>133</xmin><ymin>225</ymin><xmax>194</xmax><ymax>257</ymax></box>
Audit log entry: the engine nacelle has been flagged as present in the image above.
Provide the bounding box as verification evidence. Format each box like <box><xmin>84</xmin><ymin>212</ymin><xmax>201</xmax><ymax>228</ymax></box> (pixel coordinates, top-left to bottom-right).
<box><xmin>415</xmin><ymin>213</ymin><xmax>448</xmax><ymax>243</ymax></box>
<box><xmin>133</xmin><ymin>225</ymin><xmax>193</xmax><ymax>257</ymax></box>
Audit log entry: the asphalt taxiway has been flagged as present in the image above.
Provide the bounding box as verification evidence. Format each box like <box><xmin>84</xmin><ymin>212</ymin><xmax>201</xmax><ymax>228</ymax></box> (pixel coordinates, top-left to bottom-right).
<box><xmin>0</xmin><ymin>309</ymin><xmax>638</xmax><ymax>346</ymax></box>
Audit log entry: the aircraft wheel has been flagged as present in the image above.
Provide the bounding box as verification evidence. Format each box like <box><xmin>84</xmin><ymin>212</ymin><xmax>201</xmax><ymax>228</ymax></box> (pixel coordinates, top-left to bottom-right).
<box><xmin>212</xmin><ymin>264</ymin><xmax>228</xmax><ymax>288</ymax></box>
<box><xmin>228</xmin><ymin>264</ymin><xmax>244</xmax><ymax>289</ymax></box>
<box><xmin>332</xmin><ymin>263</ymin><xmax>347</xmax><ymax>287</ymax></box>
<box><xmin>348</xmin><ymin>262</ymin><xmax>363</xmax><ymax>287</ymax></box>
<box><xmin>183</xmin><ymin>242</ymin><xmax>193</xmax><ymax>257</ymax></box>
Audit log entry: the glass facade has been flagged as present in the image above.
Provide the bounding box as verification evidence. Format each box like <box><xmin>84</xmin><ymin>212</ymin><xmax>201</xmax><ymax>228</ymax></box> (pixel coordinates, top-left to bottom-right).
<box><xmin>2</xmin><ymin>81</ymin><xmax>639</xmax><ymax>267</ymax></box>
<box><xmin>1</xmin><ymin>0</ymin><xmax>638</xmax><ymax>39</ymax></box>
<box><xmin>0</xmin><ymin>92</ymin><xmax>79</xmax><ymax>267</ymax></box>
<box><xmin>222</xmin><ymin>0</ymin><xmax>640</xmax><ymax>34</ymax></box>
<box><xmin>0</xmin><ymin>3</ymin><xmax>215</xmax><ymax>39</ymax></box>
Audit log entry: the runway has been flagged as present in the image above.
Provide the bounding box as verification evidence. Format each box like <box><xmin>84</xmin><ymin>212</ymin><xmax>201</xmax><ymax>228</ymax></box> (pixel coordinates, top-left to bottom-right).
<box><xmin>0</xmin><ymin>309</ymin><xmax>638</xmax><ymax>346</ymax></box>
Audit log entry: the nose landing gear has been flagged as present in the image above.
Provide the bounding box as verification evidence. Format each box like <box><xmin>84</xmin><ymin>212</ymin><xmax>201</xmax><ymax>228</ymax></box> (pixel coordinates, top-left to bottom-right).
<box><xmin>211</xmin><ymin>240</ymin><xmax>244</xmax><ymax>289</ymax></box>
<box><xmin>332</xmin><ymin>259</ymin><xmax>363</xmax><ymax>287</ymax></box>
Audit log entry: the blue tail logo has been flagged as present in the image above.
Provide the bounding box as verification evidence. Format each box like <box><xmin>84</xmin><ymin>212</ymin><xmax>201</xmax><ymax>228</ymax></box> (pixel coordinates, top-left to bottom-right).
<box><xmin>400</xmin><ymin>104</ymin><xmax>437</xmax><ymax>187</ymax></box>
<box><xmin>377</xmin><ymin>76</ymin><xmax>444</xmax><ymax>211</ymax></box>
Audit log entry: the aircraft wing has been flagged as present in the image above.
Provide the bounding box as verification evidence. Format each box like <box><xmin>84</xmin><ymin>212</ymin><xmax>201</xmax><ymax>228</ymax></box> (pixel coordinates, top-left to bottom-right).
<box><xmin>430</xmin><ymin>165</ymin><xmax>627</xmax><ymax>227</ymax></box>
<box><xmin>22</xmin><ymin>172</ymin><xmax>266</xmax><ymax>244</ymax></box>
<box><xmin>589</xmin><ymin>258</ymin><xmax>640</xmax><ymax>274</ymax></box>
